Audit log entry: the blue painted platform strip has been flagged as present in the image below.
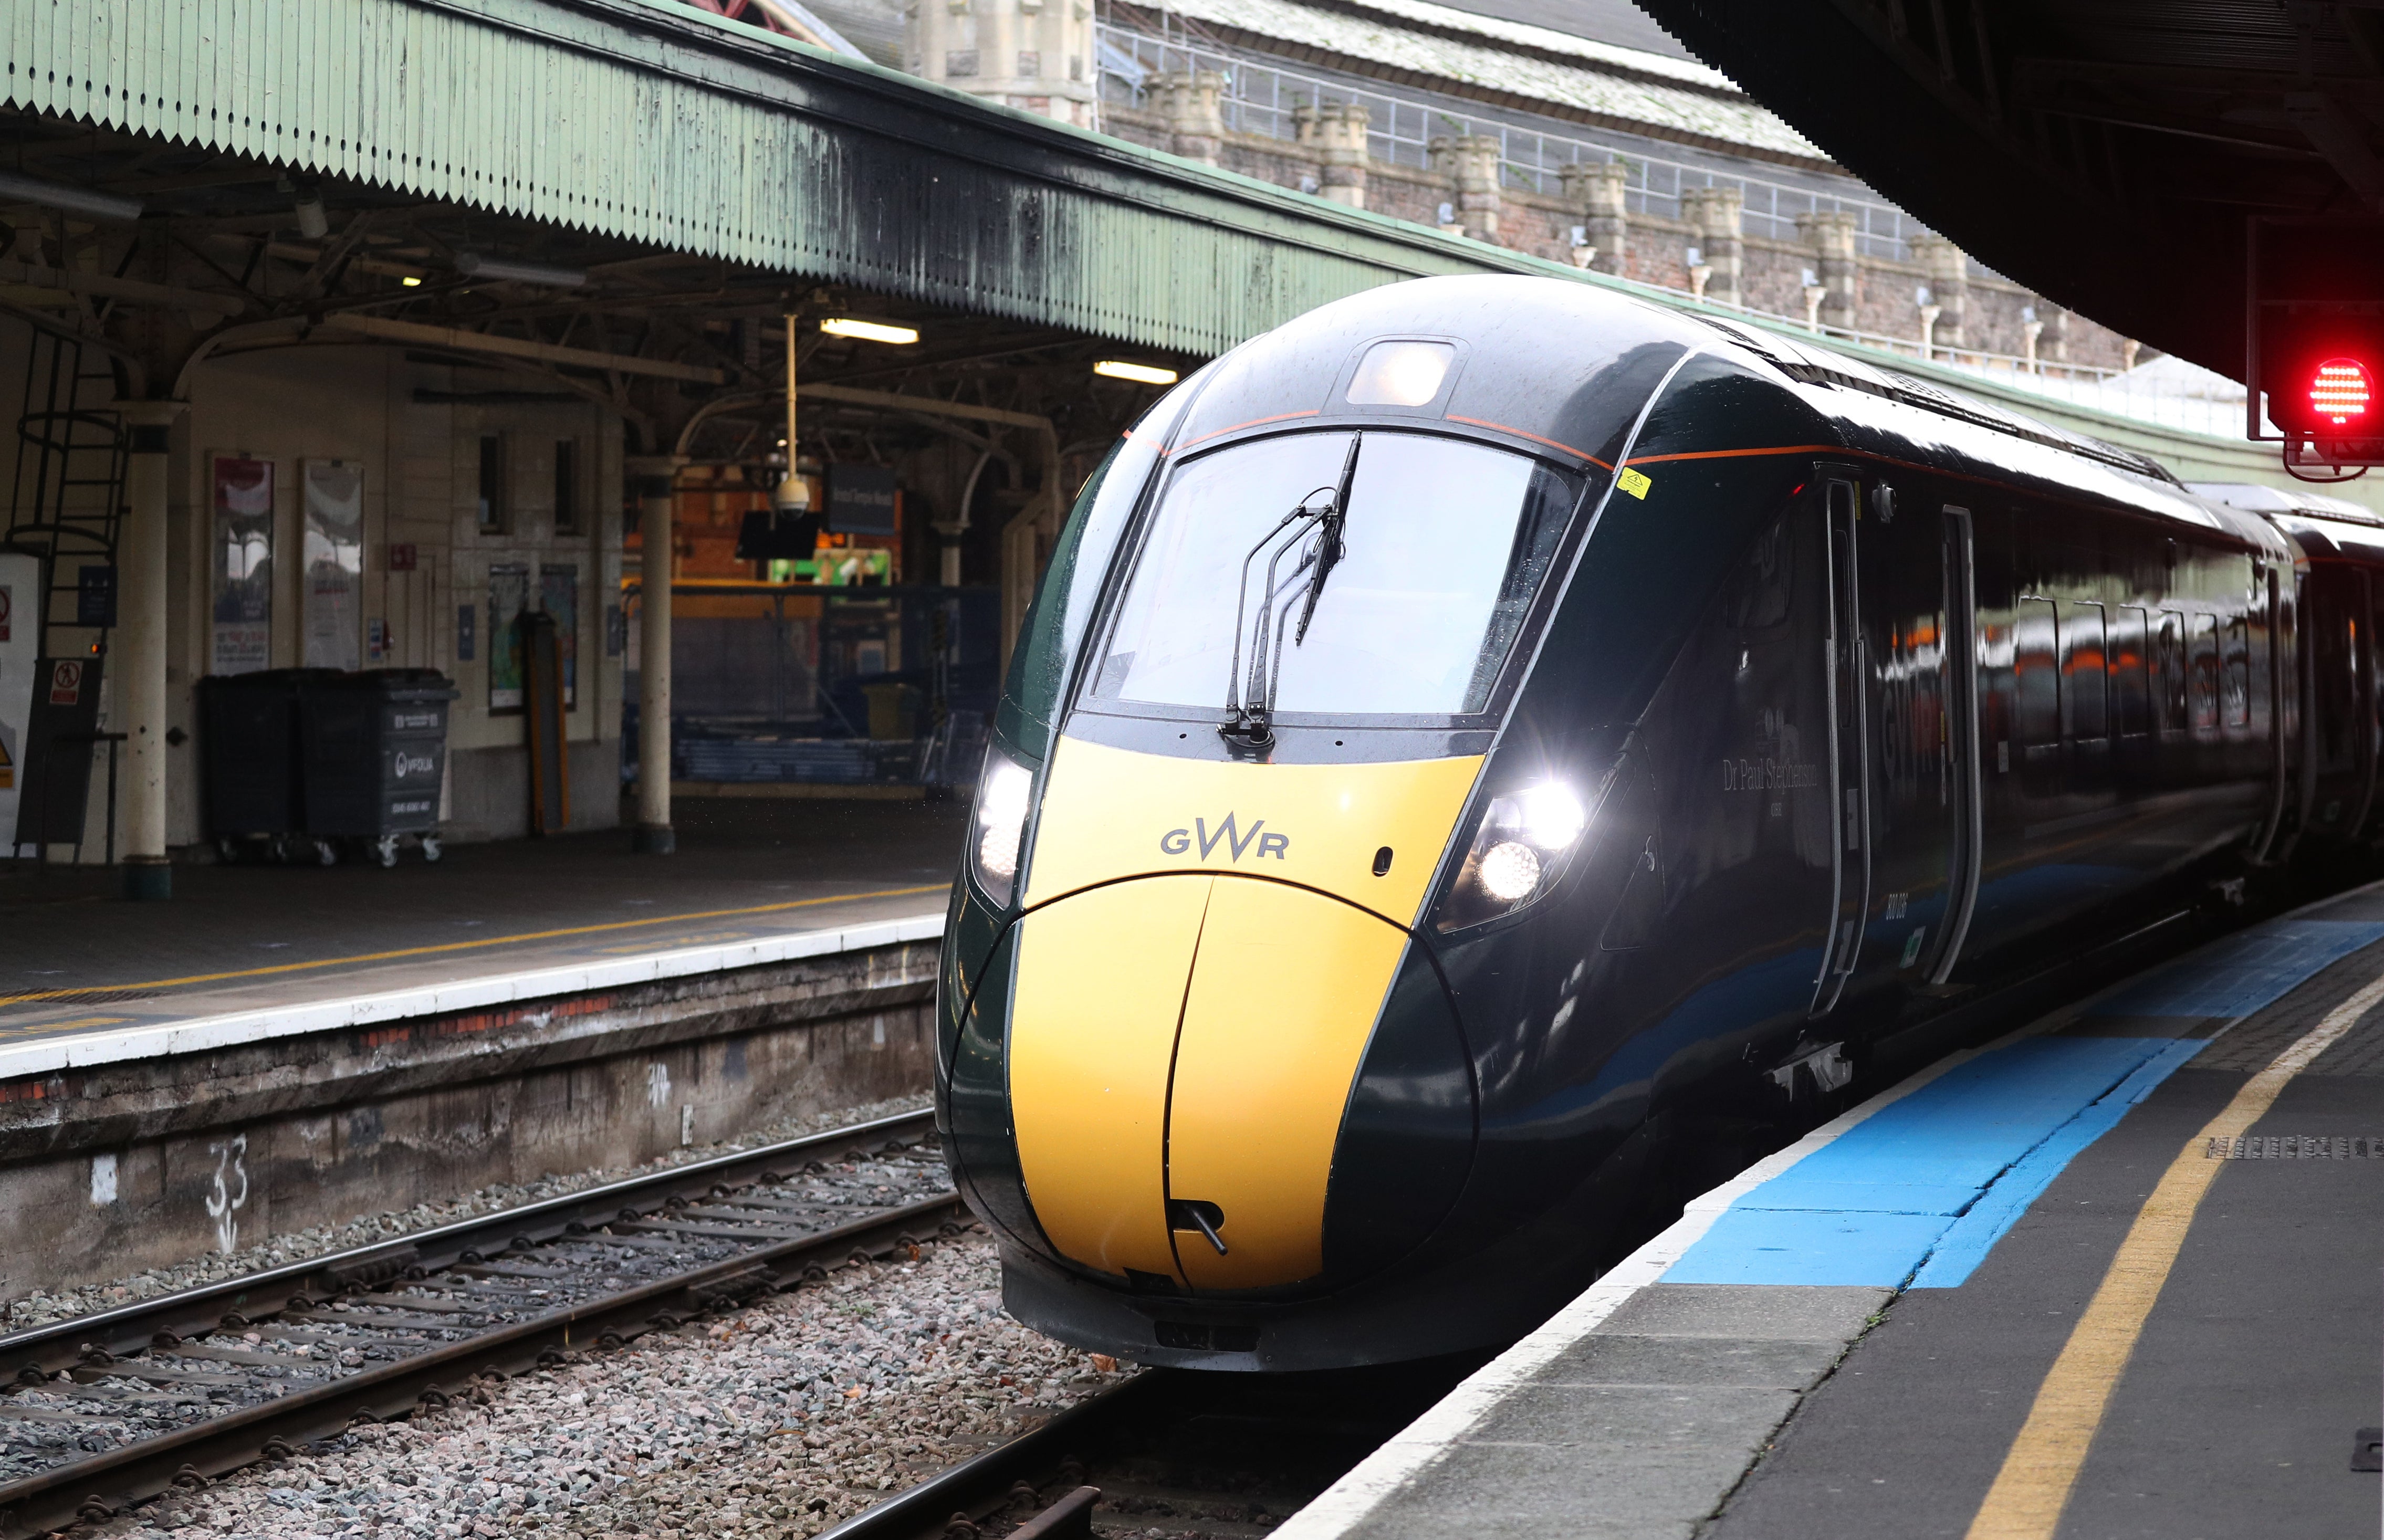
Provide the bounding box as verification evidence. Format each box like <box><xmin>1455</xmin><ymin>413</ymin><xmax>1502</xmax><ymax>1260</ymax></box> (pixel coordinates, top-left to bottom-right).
<box><xmin>1662</xmin><ymin>914</ymin><xmax>2384</xmax><ymax>1289</ymax></box>
<box><xmin>2086</xmin><ymin>919</ymin><xmax>2384</xmax><ymax>1019</ymax></box>
<box><xmin>1907</xmin><ymin>1039</ymin><xmax>2205</xmax><ymax>1287</ymax></box>
<box><xmin>1664</xmin><ymin>1037</ymin><xmax>2181</xmax><ymax>1286</ymax></box>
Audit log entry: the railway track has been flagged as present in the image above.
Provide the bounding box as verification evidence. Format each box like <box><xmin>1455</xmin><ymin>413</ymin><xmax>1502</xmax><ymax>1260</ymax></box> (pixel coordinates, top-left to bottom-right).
<box><xmin>818</xmin><ymin>1354</ymin><xmax>1483</xmax><ymax>1540</ymax></box>
<box><xmin>0</xmin><ymin>1108</ymin><xmax>959</xmax><ymax>1540</ymax></box>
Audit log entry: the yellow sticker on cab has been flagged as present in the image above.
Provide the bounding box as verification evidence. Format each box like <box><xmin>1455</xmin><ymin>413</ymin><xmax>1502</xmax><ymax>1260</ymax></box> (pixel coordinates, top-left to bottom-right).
<box><xmin>1616</xmin><ymin>467</ymin><xmax>1652</xmax><ymax>499</ymax></box>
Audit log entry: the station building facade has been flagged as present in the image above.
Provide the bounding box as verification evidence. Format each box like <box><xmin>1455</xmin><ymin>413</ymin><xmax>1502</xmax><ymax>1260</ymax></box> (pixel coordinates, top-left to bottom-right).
<box><xmin>868</xmin><ymin>0</ymin><xmax>2139</xmax><ymax>371</ymax></box>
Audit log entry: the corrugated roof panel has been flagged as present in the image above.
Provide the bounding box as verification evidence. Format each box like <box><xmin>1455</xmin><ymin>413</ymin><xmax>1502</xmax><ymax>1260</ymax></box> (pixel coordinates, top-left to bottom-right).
<box><xmin>1323</xmin><ymin>0</ymin><xmax>1731</xmax><ymax>89</ymax></box>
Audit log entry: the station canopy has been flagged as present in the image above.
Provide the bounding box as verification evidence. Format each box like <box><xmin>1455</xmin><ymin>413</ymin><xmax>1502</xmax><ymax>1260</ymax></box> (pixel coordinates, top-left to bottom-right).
<box><xmin>1633</xmin><ymin>1</ymin><xmax>2384</xmax><ymax>383</ymax></box>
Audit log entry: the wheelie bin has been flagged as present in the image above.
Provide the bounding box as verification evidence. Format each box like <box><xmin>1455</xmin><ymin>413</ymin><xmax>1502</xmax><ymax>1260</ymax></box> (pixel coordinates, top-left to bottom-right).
<box><xmin>195</xmin><ymin>668</ymin><xmax>340</xmax><ymax>863</ymax></box>
<box><xmin>296</xmin><ymin>669</ymin><xmax>459</xmax><ymax>866</ymax></box>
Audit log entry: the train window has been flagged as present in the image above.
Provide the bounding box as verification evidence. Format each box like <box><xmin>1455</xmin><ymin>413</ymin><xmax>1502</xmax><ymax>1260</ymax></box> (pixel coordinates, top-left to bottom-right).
<box><xmin>2223</xmin><ymin>616</ymin><xmax>2251</xmax><ymax>727</ymax></box>
<box><xmin>2060</xmin><ymin>600</ymin><xmax>2108</xmax><ymax>743</ymax></box>
<box><xmin>2114</xmin><ymin>606</ymin><xmax>2150</xmax><ymax>737</ymax></box>
<box><xmin>1718</xmin><ymin>513</ymin><xmax>1793</xmax><ymax>630</ymax></box>
<box><xmin>2190</xmin><ymin>613</ymin><xmax>2220</xmax><ymax>732</ymax></box>
<box><xmin>2015</xmin><ymin>598</ymin><xmax>2059</xmax><ymax>748</ymax></box>
<box><xmin>2156</xmin><ymin>610</ymin><xmax>2187</xmax><ymax>731</ymax></box>
<box><xmin>2311</xmin><ymin>575</ymin><xmax>2357</xmax><ymax>771</ymax></box>
<box><xmin>1092</xmin><ymin>431</ymin><xmax>1574</xmax><ymax>716</ymax></box>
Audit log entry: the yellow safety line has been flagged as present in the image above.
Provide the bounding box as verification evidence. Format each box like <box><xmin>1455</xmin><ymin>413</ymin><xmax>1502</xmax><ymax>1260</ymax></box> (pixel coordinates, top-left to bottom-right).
<box><xmin>1963</xmin><ymin>967</ymin><xmax>2384</xmax><ymax>1540</ymax></box>
<box><xmin>0</xmin><ymin>884</ymin><xmax>947</xmax><ymax>1009</ymax></box>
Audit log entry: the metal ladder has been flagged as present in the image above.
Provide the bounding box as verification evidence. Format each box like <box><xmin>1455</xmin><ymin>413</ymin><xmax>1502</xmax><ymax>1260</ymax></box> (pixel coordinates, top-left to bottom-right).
<box><xmin>5</xmin><ymin>327</ymin><xmax>128</xmax><ymax>652</ymax></box>
<box><xmin>5</xmin><ymin>327</ymin><xmax>128</xmax><ymax>864</ymax></box>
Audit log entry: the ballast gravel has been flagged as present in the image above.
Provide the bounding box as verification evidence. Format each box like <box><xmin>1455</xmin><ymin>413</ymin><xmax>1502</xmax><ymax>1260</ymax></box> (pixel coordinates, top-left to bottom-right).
<box><xmin>95</xmin><ymin>1233</ymin><xmax>1127</xmax><ymax>1540</ymax></box>
<box><xmin>3</xmin><ymin>1094</ymin><xmax>930</xmax><ymax>1334</ymax></box>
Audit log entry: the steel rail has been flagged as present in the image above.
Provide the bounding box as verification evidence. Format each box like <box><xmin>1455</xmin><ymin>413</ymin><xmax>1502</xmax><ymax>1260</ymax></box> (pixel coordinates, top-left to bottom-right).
<box><xmin>0</xmin><ymin>1107</ymin><xmax>935</xmax><ymax>1382</ymax></box>
<box><xmin>813</xmin><ymin>1372</ymin><xmax>1176</xmax><ymax>1540</ymax></box>
<box><xmin>0</xmin><ymin>1109</ymin><xmax>956</xmax><ymax>1539</ymax></box>
<box><xmin>812</xmin><ymin>1347</ymin><xmax>1486</xmax><ymax>1540</ymax></box>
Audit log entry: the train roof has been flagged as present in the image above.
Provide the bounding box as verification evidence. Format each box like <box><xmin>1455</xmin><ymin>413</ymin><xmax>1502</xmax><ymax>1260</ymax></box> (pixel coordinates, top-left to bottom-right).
<box><xmin>2186</xmin><ymin>482</ymin><xmax>2384</xmax><ymax>527</ymax></box>
<box><xmin>1676</xmin><ymin>313</ymin><xmax>2298</xmax><ymax>557</ymax></box>
<box><xmin>1182</xmin><ymin>276</ymin><xmax>2281</xmax><ymax>553</ymax></box>
<box><xmin>2192</xmin><ymin>482</ymin><xmax>2384</xmax><ymax>564</ymax></box>
<box><xmin>1687</xmin><ymin>315</ymin><xmax>2177</xmax><ymax>485</ymax></box>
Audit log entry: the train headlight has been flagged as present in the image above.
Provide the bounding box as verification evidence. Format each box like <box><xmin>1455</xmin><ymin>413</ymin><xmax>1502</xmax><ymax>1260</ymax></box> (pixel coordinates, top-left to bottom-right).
<box><xmin>1517</xmin><ymin>783</ymin><xmax>1587</xmax><ymax>847</ymax></box>
<box><xmin>1437</xmin><ymin>781</ymin><xmax>1589</xmax><ymax>929</ymax></box>
<box><xmin>1478</xmin><ymin>841</ymin><xmax>1541</xmax><ymax>902</ymax></box>
<box><xmin>969</xmin><ymin>750</ymin><xmax>1036</xmax><ymax>907</ymax></box>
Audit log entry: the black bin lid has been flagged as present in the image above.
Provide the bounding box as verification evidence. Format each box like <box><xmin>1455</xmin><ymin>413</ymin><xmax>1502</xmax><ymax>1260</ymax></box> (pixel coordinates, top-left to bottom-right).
<box><xmin>301</xmin><ymin>668</ymin><xmax>460</xmax><ymax>701</ymax></box>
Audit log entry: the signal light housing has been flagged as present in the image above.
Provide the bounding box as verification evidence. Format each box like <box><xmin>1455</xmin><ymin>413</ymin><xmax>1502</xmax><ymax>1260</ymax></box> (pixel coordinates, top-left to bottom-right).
<box><xmin>2249</xmin><ymin>216</ymin><xmax>2384</xmax><ymax>472</ymax></box>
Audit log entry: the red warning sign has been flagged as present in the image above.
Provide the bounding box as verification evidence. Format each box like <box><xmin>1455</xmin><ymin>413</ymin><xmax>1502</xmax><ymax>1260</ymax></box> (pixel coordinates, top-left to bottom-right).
<box><xmin>48</xmin><ymin>659</ymin><xmax>82</xmax><ymax>705</ymax></box>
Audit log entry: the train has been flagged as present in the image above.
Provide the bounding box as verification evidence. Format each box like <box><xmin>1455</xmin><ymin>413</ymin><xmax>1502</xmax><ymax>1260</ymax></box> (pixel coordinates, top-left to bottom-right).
<box><xmin>933</xmin><ymin>273</ymin><xmax>2384</xmax><ymax>1371</ymax></box>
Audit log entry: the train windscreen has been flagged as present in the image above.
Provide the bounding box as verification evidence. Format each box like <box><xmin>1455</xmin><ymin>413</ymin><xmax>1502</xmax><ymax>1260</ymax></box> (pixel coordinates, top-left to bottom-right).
<box><xmin>1089</xmin><ymin>430</ymin><xmax>1576</xmax><ymax>718</ymax></box>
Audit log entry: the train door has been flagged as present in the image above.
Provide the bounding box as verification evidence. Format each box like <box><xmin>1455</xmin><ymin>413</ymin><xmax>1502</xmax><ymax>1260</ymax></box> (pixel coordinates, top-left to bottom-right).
<box><xmin>1809</xmin><ymin>474</ymin><xmax>1868</xmax><ymax>1016</ymax></box>
<box><xmin>1812</xmin><ymin>471</ymin><xmax>1969</xmax><ymax>1018</ymax></box>
<box><xmin>1665</xmin><ymin>474</ymin><xmax>1845</xmax><ymax>1056</ymax></box>
<box><xmin>1927</xmin><ymin>509</ymin><xmax>1982</xmax><ymax>982</ymax></box>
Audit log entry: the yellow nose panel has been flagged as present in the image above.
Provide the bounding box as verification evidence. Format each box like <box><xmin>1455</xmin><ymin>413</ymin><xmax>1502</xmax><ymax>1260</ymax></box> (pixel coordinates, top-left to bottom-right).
<box><xmin>1168</xmin><ymin>878</ymin><xmax>1411</xmax><ymax>1291</ymax></box>
<box><xmin>1021</xmin><ymin>737</ymin><xmax>1483</xmax><ymax>927</ymax></box>
<box><xmin>1008</xmin><ymin>874</ymin><xmax>1210</xmax><ymax>1281</ymax></box>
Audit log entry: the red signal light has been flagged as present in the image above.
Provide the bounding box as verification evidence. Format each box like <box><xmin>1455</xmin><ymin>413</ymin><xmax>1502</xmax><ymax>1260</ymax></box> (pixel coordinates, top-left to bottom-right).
<box><xmin>2310</xmin><ymin>357</ymin><xmax>2373</xmax><ymax>427</ymax></box>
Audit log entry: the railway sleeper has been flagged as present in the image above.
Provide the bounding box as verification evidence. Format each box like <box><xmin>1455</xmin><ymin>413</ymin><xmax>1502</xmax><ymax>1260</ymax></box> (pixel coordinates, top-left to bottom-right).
<box><xmin>0</xmin><ymin>1118</ymin><xmax>955</xmax><ymax>1538</ymax></box>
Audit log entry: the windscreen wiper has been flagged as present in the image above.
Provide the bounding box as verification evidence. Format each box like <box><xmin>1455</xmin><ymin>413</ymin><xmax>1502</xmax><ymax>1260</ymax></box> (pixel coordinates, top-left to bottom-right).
<box><xmin>1220</xmin><ymin>435</ymin><xmax>1361</xmax><ymax>752</ymax></box>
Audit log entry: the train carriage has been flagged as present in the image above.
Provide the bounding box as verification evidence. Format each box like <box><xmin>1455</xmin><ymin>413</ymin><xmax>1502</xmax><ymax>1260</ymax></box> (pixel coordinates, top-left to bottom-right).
<box><xmin>936</xmin><ymin>274</ymin><xmax>2375</xmax><ymax>1370</ymax></box>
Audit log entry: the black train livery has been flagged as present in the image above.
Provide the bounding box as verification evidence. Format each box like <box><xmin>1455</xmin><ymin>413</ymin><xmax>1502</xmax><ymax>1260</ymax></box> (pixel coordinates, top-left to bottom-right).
<box><xmin>935</xmin><ymin>274</ymin><xmax>2384</xmax><ymax>1370</ymax></box>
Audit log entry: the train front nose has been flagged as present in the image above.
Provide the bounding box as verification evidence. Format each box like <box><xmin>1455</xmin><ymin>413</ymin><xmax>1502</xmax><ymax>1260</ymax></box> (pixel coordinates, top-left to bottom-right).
<box><xmin>1004</xmin><ymin>872</ymin><xmax>1463</xmax><ymax>1293</ymax></box>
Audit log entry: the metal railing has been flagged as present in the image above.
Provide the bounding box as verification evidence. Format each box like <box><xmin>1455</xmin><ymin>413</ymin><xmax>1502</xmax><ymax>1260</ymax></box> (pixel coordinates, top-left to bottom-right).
<box><xmin>1095</xmin><ymin>20</ymin><xmax>1921</xmax><ymax>259</ymax></box>
<box><xmin>1710</xmin><ymin>295</ymin><xmax>2244</xmax><ymax>438</ymax></box>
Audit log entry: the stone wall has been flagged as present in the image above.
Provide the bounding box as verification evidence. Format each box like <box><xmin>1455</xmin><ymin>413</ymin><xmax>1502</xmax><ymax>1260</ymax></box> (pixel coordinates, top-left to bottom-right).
<box><xmin>1104</xmin><ymin>103</ymin><xmax>2134</xmax><ymax>371</ymax></box>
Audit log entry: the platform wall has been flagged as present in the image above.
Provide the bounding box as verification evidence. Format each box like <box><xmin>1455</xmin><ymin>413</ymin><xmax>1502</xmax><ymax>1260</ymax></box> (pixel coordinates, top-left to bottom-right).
<box><xmin>0</xmin><ymin>938</ymin><xmax>937</xmax><ymax>1305</ymax></box>
<box><xmin>167</xmin><ymin>344</ymin><xmax>629</xmax><ymax>850</ymax></box>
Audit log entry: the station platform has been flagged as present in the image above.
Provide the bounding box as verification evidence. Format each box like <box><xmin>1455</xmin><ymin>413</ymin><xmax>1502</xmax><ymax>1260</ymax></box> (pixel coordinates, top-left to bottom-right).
<box><xmin>0</xmin><ymin>797</ymin><xmax>963</xmax><ymax>1065</ymax></box>
<box><xmin>1284</xmin><ymin>886</ymin><xmax>2384</xmax><ymax>1540</ymax></box>
<box><xmin>0</xmin><ymin>797</ymin><xmax>958</xmax><ymax>1302</ymax></box>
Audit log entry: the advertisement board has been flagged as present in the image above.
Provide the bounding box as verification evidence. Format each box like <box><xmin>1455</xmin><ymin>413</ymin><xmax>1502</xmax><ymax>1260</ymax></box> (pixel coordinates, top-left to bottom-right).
<box><xmin>0</xmin><ymin>551</ymin><xmax>39</xmax><ymax>841</ymax></box>
<box><xmin>302</xmin><ymin>459</ymin><xmax>364</xmax><ymax>671</ymax></box>
<box><xmin>210</xmin><ymin>456</ymin><xmax>274</xmax><ymax>674</ymax></box>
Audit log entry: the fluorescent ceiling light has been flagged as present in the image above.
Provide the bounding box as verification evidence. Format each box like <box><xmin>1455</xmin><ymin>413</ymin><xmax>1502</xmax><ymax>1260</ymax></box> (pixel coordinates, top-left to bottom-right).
<box><xmin>820</xmin><ymin>317</ymin><xmax>919</xmax><ymax>344</ymax></box>
<box><xmin>454</xmin><ymin>252</ymin><xmax>587</xmax><ymax>288</ymax></box>
<box><xmin>1094</xmin><ymin>359</ymin><xmax>1178</xmax><ymax>385</ymax></box>
<box><xmin>0</xmin><ymin>169</ymin><xmax>143</xmax><ymax>224</ymax></box>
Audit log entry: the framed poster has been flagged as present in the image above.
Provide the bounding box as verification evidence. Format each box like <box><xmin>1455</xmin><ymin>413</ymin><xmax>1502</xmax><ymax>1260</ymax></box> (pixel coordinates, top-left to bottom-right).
<box><xmin>302</xmin><ymin>459</ymin><xmax>364</xmax><ymax>671</ymax></box>
<box><xmin>540</xmin><ymin>563</ymin><xmax>579</xmax><ymax>708</ymax></box>
<box><xmin>209</xmin><ymin>456</ymin><xmax>274</xmax><ymax>674</ymax></box>
<box><xmin>488</xmin><ymin>562</ymin><xmax>530</xmax><ymax>712</ymax></box>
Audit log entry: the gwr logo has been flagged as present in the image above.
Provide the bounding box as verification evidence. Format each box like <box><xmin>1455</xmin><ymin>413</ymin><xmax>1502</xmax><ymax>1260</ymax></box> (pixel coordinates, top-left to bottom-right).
<box><xmin>1160</xmin><ymin>813</ymin><xmax>1289</xmax><ymax>862</ymax></box>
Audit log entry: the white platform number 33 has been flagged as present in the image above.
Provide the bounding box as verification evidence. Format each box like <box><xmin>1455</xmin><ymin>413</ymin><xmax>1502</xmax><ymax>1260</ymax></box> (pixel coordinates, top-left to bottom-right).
<box><xmin>205</xmin><ymin>1134</ymin><xmax>249</xmax><ymax>1253</ymax></box>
